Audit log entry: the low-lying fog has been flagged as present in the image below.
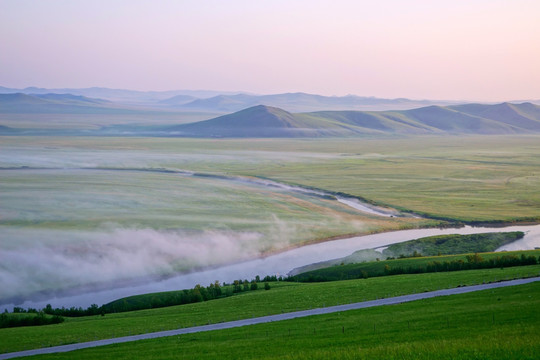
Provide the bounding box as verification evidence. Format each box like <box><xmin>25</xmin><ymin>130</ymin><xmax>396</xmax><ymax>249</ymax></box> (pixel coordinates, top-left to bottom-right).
<box><xmin>0</xmin><ymin>141</ymin><xmax>375</xmax><ymax>306</ymax></box>
<box><xmin>1</xmin><ymin>139</ymin><xmax>538</xmax><ymax>311</ymax></box>
<box><xmin>0</xmin><ymin>226</ymin><xmax>262</xmax><ymax>303</ymax></box>
<box><xmin>3</xmin><ymin>223</ymin><xmax>539</xmax><ymax>311</ymax></box>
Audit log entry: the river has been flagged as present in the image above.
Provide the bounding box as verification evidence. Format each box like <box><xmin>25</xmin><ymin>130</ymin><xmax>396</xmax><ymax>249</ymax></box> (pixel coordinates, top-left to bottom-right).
<box><xmin>3</xmin><ymin>223</ymin><xmax>539</xmax><ymax>312</ymax></box>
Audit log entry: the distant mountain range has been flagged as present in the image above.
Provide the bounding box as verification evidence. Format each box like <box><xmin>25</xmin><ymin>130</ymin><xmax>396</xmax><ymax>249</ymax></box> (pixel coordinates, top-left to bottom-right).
<box><xmin>166</xmin><ymin>103</ymin><xmax>540</xmax><ymax>137</ymax></box>
<box><xmin>0</xmin><ymin>86</ymin><xmax>463</xmax><ymax>112</ymax></box>
<box><xmin>1</xmin><ymin>88</ymin><xmax>540</xmax><ymax>138</ymax></box>
<box><xmin>0</xmin><ymin>86</ymin><xmax>236</xmax><ymax>104</ymax></box>
<box><xmin>171</xmin><ymin>92</ymin><xmax>453</xmax><ymax>112</ymax></box>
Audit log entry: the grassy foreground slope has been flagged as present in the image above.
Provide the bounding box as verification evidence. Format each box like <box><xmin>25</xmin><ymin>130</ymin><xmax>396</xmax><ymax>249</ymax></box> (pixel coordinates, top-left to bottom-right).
<box><xmin>1</xmin><ymin>264</ymin><xmax>539</xmax><ymax>354</ymax></box>
<box><xmin>21</xmin><ymin>281</ymin><xmax>540</xmax><ymax>359</ymax></box>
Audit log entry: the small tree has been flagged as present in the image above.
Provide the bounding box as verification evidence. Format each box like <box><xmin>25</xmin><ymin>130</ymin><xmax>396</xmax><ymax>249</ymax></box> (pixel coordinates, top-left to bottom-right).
<box><xmin>264</xmin><ymin>282</ymin><xmax>271</xmax><ymax>290</ymax></box>
<box><xmin>466</xmin><ymin>253</ymin><xmax>483</xmax><ymax>264</ymax></box>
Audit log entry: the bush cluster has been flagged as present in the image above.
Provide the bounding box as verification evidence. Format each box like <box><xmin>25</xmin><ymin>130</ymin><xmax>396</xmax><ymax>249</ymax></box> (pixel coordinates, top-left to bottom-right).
<box><xmin>0</xmin><ymin>311</ymin><xmax>64</xmax><ymax>328</ymax></box>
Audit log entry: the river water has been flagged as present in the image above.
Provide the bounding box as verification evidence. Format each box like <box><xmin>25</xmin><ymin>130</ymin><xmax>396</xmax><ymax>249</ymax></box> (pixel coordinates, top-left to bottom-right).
<box><xmin>4</xmin><ymin>223</ymin><xmax>539</xmax><ymax>312</ymax></box>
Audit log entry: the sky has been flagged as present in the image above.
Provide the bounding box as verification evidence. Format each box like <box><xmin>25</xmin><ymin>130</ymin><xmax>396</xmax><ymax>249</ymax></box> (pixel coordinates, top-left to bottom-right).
<box><xmin>1</xmin><ymin>0</ymin><xmax>539</xmax><ymax>101</ymax></box>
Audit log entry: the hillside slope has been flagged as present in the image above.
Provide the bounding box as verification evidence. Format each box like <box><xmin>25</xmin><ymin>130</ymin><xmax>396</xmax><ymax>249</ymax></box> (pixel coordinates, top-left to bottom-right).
<box><xmin>168</xmin><ymin>105</ymin><xmax>358</xmax><ymax>137</ymax></box>
<box><xmin>166</xmin><ymin>102</ymin><xmax>540</xmax><ymax>138</ymax></box>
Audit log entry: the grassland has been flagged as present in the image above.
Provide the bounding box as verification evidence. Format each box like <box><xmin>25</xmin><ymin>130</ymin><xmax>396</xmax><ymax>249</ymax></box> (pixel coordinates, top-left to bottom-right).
<box><xmin>3</xmin><ymin>134</ymin><xmax>538</xmax><ymax>223</ymax></box>
<box><xmin>21</xmin><ymin>281</ymin><xmax>540</xmax><ymax>360</ymax></box>
<box><xmin>1</xmin><ymin>264</ymin><xmax>539</xmax><ymax>354</ymax></box>
<box><xmin>1</xmin><ymin>168</ymin><xmax>401</xmax><ymax>237</ymax></box>
<box><xmin>1</xmin><ymin>134</ymin><xmax>538</xmax><ymax>302</ymax></box>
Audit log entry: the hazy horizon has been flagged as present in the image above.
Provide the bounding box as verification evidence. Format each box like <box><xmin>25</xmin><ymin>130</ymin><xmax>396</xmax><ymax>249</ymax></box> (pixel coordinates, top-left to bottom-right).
<box><xmin>1</xmin><ymin>85</ymin><xmax>538</xmax><ymax>104</ymax></box>
<box><xmin>1</xmin><ymin>0</ymin><xmax>539</xmax><ymax>102</ymax></box>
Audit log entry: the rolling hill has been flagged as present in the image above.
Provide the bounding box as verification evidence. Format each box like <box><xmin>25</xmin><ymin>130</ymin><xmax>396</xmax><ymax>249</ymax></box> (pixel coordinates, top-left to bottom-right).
<box><xmin>167</xmin><ymin>102</ymin><xmax>540</xmax><ymax>138</ymax></box>
<box><xmin>166</xmin><ymin>105</ymin><xmax>353</xmax><ymax>137</ymax></box>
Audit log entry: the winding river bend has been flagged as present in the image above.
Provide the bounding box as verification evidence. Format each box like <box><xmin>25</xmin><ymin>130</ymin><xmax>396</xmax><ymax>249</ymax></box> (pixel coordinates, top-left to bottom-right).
<box><xmin>3</xmin><ymin>223</ymin><xmax>539</xmax><ymax>312</ymax></box>
<box><xmin>1</xmin><ymin>167</ymin><xmax>539</xmax><ymax>311</ymax></box>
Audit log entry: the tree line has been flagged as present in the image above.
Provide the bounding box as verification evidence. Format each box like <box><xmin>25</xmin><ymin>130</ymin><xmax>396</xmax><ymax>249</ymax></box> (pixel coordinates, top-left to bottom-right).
<box><xmin>0</xmin><ymin>311</ymin><xmax>64</xmax><ymax>329</ymax></box>
<box><xmin>291</xmin><ymin>254</ymin><xmax>540</xmax><ymax>282</ymax></box>
<box><xmin>7</xmin><ymin>275</ymin><xmax>276</xmax><ymax>323</ymax></box>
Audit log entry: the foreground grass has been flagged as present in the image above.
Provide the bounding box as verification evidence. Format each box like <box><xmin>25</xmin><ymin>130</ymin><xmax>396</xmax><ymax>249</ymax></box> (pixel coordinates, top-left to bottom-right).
<box><xmin>1</xmin><ymin>264</ymin><xmax>539</xmax><ymax>354</ymax></box>
<box><xmin>23</xmin><ymin>281</ymin><xmax>540</xmax><ymax>359</ymax></box>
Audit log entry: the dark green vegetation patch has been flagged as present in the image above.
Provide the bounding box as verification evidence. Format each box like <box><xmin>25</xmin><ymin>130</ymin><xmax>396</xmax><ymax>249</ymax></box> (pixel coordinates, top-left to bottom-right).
<box><xmin>0</xmin><ymin>312</ymin><xmax>64</xmax><ymax>329</ymax></box>
<box><xmin>292</xmin><ymin>249</ymin><xmax>540</xmax><ymax>282</ymax></box>
<box><xmin>383</xmin><ymin>231</ymin><xmax>524</xmax><ymax>257</ymax></box>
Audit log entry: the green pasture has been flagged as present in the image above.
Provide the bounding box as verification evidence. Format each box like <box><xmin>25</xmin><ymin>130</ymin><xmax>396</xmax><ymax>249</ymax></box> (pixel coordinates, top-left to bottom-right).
<box><xmin>1</xmin><ymin>264</ymin><xmax>539</xmax><ymax>354</ymax></box>
<box><xmin>27</xmin><ymin>282</ymin><xmax>540</xmax><ymax>360</ymax></box>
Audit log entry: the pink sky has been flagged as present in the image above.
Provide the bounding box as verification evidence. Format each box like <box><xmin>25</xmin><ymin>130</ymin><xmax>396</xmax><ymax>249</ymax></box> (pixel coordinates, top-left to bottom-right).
<box><xmin>1</xmin><ymin>0</ymin><xmax>539</xmax><ymax>101</ymax></box>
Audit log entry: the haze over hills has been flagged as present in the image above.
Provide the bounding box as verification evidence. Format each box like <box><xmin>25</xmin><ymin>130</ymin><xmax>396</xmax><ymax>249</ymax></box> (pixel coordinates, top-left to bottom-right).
<box><xmin>177</xmin><ymin>92</ymin><xmax>458</xmax><ymax>112</ymax></box>
<box><xmin>0</xmin><ymin>86</ymin><xmax>465</xmax><ymax>112</ymax></box>
<box><xmin>0</xmin><ymin>86</ymin><xmax>242</xmax><ymax>104</ymax></box>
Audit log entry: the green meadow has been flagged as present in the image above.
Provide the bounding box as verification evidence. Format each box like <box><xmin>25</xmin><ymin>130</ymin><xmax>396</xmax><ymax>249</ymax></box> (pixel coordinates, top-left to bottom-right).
<box><xmin>24</xmin><ymin>281</ymin><xmax>540</xmax><ymax>360</ymax></box>
<box><xmin>1</xmin><ymin>263</ymin><xmax>539</xmax><ymax>354</ymax></box>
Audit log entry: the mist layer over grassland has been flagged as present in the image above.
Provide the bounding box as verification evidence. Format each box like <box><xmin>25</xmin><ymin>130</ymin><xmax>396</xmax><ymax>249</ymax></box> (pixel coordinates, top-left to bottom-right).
<box><xmin>1</xmin><ymin>135</ymin><xmax>538</xmax><ymax>302</ymax></box>
<box><xmin>0</xmin><ymin>138</ymin><xmax>426</xmax><ymax>301</ymax></box>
